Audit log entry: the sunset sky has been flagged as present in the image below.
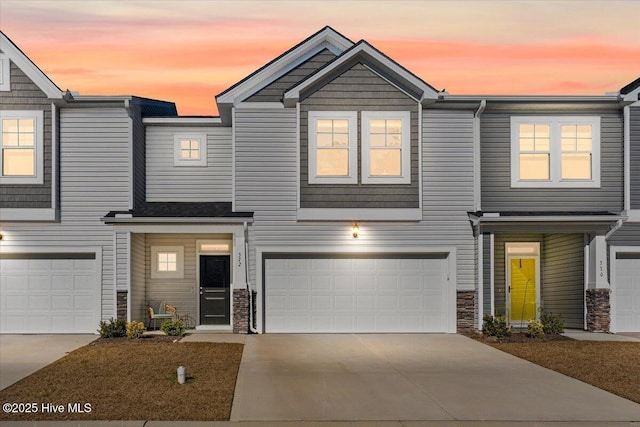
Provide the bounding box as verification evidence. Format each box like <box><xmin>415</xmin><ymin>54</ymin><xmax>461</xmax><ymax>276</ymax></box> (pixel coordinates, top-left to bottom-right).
<box><xmin>1</xmin><ymin>0</ymin><xmax>639</xmax><ymax>116</ymax></box>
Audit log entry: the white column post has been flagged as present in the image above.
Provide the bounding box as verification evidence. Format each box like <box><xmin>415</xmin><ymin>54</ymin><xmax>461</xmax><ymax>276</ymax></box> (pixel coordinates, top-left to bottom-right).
<box><xmin>587</xmin><ymin>234</ymin><xmax>609</xmax><ymax>289</ymax></box>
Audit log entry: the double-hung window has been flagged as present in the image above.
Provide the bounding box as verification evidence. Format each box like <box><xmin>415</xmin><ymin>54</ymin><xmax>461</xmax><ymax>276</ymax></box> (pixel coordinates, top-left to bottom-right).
<box><xmin>361</xmin><ymin>111</ymin><xmax>410</xmax><ymax>184</ymax></box>
<box><xmin>0</xmin><ymin>110</ymin><xmax>44</xmax><ymax>184</ymax></box>
<box><xmin>511</xmin><ymin>116</ymin><xmax>600</xmax><ymax>188</ymax></box>
<box><xmin>174</xmin><ymin>134</ymin><xmax>207</xmax><ymax>166</ymax></box>
<box><xmin>308</xmin><ymin>111</ymin><xmax>357</xmax><ymax>184</ymax></box>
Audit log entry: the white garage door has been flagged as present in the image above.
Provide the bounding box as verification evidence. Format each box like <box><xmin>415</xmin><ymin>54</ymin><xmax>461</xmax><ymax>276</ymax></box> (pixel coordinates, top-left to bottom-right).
<box><xmin>614</xmin><ymin>253</ymin><xmax>640</xmax><ymax>332</ymax></box>
<box><xmin>265</xmin><ymin>255</ymin><xmax>454</xmax><ymax>333</ymax></box>
<box><xmin>0</xmin><ymin>254</ymin><xmax>100</xmax><ymax>333</ymax></box>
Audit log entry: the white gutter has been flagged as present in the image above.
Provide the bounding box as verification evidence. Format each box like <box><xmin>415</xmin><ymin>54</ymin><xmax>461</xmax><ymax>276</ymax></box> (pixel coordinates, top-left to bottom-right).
<box><xmin>624</xmin><ymin>105</ymin><xmax>630</xmax><ymax>212</ymax></box>
<box><xmin>473</xmin><ymin>100</ymin><xmax>486</xmax><ymax>212</ymax></box>
<box><xmin>244</xmin><ymin>221</ymin><xmax>258</xmax><ymax>333</ymax></box>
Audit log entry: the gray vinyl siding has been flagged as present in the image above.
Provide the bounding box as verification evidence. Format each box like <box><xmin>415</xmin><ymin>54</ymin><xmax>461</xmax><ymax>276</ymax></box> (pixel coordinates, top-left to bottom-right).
<box><xmin>246</xmin><ymin>49</ymin><xmax>337</xmax><ymax>102</ymax></box>
<box><xmin>131</xmin><ymin>102</ymin><xmax>146</xmax><ymax>207</ymax></box>
<box><xmin>235</xmin><ymin>108</ymin><xmax>475</xmax><ymax>292</ymax></box>
<box><xmin>300</xmin><ymin>63</ymin><xmax>419</xmax><ymax>208</ymax></box>
<box><xmin>493</xmin><ymin>233</ymin><xmax>545</xmax><ymax>316</ymax></box>
<box><xmin>542</xmin><ymin>233</ymin><xmax>584</xmax><ymax>329</ymax></box>
<box><xmin>0</xmin><ymin>60</ymin><xmax>52</xmax><ymax>208</ymax></box>
<box><xmin>0</xmin><ymin>107</ymin><xmax>131</xmax><ymax>320</ymax></box>
<box><xmin>483</xmin><ymin>233</ymin><xmax>492</xmax><ymax>316</ymax></box>
<box><xmin>609</xmin><ymin>224</ymin><xmax>640</xmax><ymax>246</ymax></box>
<box><xmin>145</xmin><ymin>126</ymin><xmax>232</xmax><ymax>202</ymax></box>
<box><xmin>481</xmin><ymin>112</ymin><xmax>623</xmax><ymax>211</ymax></box>
<box><xmin>631</xmin><ymin>107</ymin><xmax>640</xmax><ymax>209</ymax></box>
<box><xmin>130</xmin><ymin>233</ymin><xmax>146</xmax><ymax>322</ymax></box>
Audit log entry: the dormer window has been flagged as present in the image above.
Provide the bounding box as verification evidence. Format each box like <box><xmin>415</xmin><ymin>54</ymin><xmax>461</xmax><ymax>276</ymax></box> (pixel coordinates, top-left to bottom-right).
<box><xmin>174</xmin><ymin>134</ymin><xmax>207</xmax><ymax>166</ymax></box>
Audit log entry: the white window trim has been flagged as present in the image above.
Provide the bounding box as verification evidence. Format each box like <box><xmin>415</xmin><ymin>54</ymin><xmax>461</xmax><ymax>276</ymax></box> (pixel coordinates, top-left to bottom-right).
<box><xmin>173</xmin><ymin>134</ymin><xmax>207</xmax><ymax>167</ymax></box>
<box><xmin>0</xmin><ymin>110</ymin><xmax>44</xmax><ymax>184</ymax></box>
<box><xmin>308</xmin><ymin>111</ymin><xmax>357</xmax><ymax>184</ymax></box>
<box><xmin>511</xmin><ymin>116</ymin><xmax>600</xmax><ymax>188</ymax></box>
<box><xmin>361</xmin><ymin>111</ymin><xmax>411</xmax><ymax>184</ymax></box>
<box><xmin>151</xmin><ymin>246</ymin><xmax>184</xmax><ymax>279</ymax></box>
<box><xmin>0</xmin><ymin>54</ymin><xmax>10</xmax><ymax>91</ymax></box>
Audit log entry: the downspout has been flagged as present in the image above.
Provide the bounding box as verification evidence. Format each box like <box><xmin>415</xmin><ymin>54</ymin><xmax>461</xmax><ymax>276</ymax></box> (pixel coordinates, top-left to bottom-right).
<box><xmin>623</xmin><ymin>105</ymin><xmax>630</xmax><ymax>213</ymax></box>
<box><xmin>244</xmin><ymin>221</ymin><xmax>258</xmax><ymax>333</ymax></box>
<box><xmin>473</xmin><ymin>100</ymin><xmax>486</xmax><ymax>213</ymax></box>
<box><xmin>605</xmin><ymin>219</ymin><xmax>623</xmax><ymax>241</ymax></box>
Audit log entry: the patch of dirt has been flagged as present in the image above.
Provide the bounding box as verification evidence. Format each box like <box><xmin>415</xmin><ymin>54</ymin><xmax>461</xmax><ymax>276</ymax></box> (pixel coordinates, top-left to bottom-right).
<box><xmin>89</xmin><ymin>334</ymin><xmax>182</xmax><ymax>345</ymax></box>
<box><xmin>0</xmin><ymin>341</ymin><xmax>243</xmax><ymax>421</ymax></box>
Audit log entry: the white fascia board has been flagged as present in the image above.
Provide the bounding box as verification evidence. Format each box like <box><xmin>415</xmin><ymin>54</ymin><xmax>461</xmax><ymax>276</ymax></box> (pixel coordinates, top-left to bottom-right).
<box><xmin>142</xmin><ymin>117</ymin><xmax>222</xmax><ymax>125</ymax></box>
<box><xmin>284</xmin><ymin>43</ymin><xmax>437</xmax><ymax>105</ymax></box>
<box><xmin>217</xmin><ymin>29</ymin><xmax>353</xmax><ymax>105</ymax></box>
<box><xmin>297</xmin><ymin>208</ymin><xmax>422</xmax><ymax>221</ymax></box>
<box><xmin>0</xmin><ymin>208</ymin><xmax>56</xmax><ymax>221</ymax></box>
<box><xmin>442</xmin><ymin>95</ymin><xmax>620</xmax><ymax>103</ymax></box>
<box><xmin>102</xmin><ymin>217</ymin><xmax>253</xmax><ymax>224</ymax></box>
<box><xmin>235</xmin><ymin>102</ymin><xmax>284</xmax><ymax>109</ymax></box>
<box><xmin>478</xmin><ymin>215</ymin><xmax>624</xmax><ymax>224</ymax></box>
<box><xmin>622</xmin><ymin>88</ymin><xmax>640</xmax><ymax>102</ymax></box>
<box><xmin>0</xmin><ymin>32</ymin><xmax>62</xmax><ymax>99</ymax></box>
<box><xmin>111</xmin><ymin>224</ymin><xmax>246</xmax><ymax>234</ymax></box>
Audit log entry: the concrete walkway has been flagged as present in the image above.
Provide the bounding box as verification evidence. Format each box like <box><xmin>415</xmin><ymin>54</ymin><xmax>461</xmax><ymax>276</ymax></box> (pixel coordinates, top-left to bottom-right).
<box><xmin>562</xmin><ymin>330</ymin><xmax>640</xmax><ymax>341</ymax></box>
<box><xmin>231</xmin><ymin>334</ymin><xmax>640</xmax><ymax>422</ymax></box>
<box><xmin>0</xmin><ymin>334</ymin><xmax>97</xmax><ymax>390</ymax></box>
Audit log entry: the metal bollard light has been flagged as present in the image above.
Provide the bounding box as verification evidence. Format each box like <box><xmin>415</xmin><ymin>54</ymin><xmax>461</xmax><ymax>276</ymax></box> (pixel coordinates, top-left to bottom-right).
<box><xmin>177</xmin><ymin>366</ymin><xmax>186</xmax><ymax>384</ymax></box>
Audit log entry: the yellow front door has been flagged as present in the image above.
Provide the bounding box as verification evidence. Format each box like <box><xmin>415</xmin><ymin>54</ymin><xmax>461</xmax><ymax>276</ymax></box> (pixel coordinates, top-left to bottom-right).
<box><xmin>510</xmin><ymin>258</ymin><xmax>536</xmax><ymax>323</ymax></box>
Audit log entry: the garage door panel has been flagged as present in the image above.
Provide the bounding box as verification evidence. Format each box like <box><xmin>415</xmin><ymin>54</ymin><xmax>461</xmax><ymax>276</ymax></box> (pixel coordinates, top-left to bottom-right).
<box><xmin>29</xmin><ymin>275</ymin><xmax>50</xmax><ymax>291</ymax></box>
<box><xmin>265</xmin><ymin>255</ymin><xmax>452</xmax><ymax>333</ymax></box>
<box><xmin>614</xmin><ymin>254</ymin><xmax>640</xmax><ymax>332</ymax></box>
<box><xmin>0</xmin><ymin>255</ymin><xmax>98</xmax><ymax>333</ymax></box>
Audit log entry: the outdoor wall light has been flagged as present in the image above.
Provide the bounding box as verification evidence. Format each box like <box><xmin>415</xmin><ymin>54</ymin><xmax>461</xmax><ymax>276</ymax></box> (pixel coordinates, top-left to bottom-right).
<box><xmin>352</xmin><ymin>223</ymin><xmax>359</xmax><ymax>239</ymax></box>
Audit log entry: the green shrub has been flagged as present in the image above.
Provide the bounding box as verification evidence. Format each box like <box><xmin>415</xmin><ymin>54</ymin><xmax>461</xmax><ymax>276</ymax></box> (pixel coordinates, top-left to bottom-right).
<box><xmin>482</xmin><ymin>314</ymin><xmax>511</xmax><ymax>337</ymax></box>
<box><xmin>126</xmin><ymin>321</ymin><xmax>145</xmax><ymax>339</ymax></box>
<box><xmin>160</xmin><ymin>318</ymin><xmax>185</xmax><ymax>336</ymax></box>
<box><xmin>540</xmin><ymin>311</ymin><xmax>565</xmax><ymax>334</ymax></box>
<box><xmin>98</xmin><ymin>318</ymin><xmax>127</xmax><ymax>338</ymax></box>
<box><xmin>526</xmin><ymin>319</ymin><xmax>544</xmax><ymax>338</ymax></box>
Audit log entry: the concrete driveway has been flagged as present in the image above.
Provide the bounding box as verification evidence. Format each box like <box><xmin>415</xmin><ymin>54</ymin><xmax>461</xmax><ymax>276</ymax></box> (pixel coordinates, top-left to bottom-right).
<box><xmin>0</xmin><ymin>334</ymin><xmax>97</xmax><ymax>390</ymax></box>
<box><xmin>231</xmin><ymin>334</ymin><xmax>640</xmax><ymax>422</ymax></box>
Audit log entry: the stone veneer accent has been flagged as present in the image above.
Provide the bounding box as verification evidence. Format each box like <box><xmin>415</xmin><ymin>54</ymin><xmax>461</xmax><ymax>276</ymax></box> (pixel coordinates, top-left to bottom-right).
<box><xmin>586</xmin><ymin>288</ymin><xmax>610</xmax><ymax>332</ymax></box>
<box><xmin>457</xmin><ymin>290</ymin><xmax>476</xmax><ymax>332</ymax></box>
<box><xmin>233</xmin><ymin>289</ymin><xmax>249</xmax><ymax>334</ymax></box>
<box><xmin>116</xmin><ymin>291</ymin><xmax>127</xmax><ymax>320</ymax></box>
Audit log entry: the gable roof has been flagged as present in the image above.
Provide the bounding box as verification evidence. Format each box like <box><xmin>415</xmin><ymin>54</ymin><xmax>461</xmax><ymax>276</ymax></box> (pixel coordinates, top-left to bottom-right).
<box><xmin>283</xmin><ymin>40</ymin><xmax>440</xmax><ymax>106</ymax></box>
<box><xmin>620</xmin><ymin>76</ymin><xmax>640</xmax><ymax>101</ymax></box>
<box><xmin>0</xmin><ymin>31</ymin><xmax>63</xmax><ymax>99</ymax></box>
<box><xmin>215</xmin><ymin>26</ymin><xmax>353</xmax><ymax>122</ymax></box>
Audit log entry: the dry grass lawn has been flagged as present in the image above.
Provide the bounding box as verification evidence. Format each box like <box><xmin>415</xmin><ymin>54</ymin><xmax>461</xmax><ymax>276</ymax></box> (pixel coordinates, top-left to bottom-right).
<box><xmin>0</xmin><ymin>339</ymin><xmax>243</xmax><ymax>421</ymax></box>
<box><xmin>491</xmin><ymin>341</ymin><xmax>640</xmax><ymax>404</ymax></box>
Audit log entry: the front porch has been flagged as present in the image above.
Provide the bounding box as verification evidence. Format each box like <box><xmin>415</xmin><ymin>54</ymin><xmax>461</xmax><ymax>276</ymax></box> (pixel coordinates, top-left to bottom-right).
<box><xmin>104</xmin><ymin>202</ymin><xmax>255</xmax><ymax>334</ymax></box>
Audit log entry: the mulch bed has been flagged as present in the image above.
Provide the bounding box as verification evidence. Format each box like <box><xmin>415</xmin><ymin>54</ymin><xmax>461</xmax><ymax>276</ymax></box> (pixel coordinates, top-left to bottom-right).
<box><xmin>0</xmin><ymin>338</ymin><xmax>243</xmax><ymax>421</ymax></box>
<box><xmin>468</xmin><ymin>331</ymin><xmax>573</xmax><ymax>344</ymax></box>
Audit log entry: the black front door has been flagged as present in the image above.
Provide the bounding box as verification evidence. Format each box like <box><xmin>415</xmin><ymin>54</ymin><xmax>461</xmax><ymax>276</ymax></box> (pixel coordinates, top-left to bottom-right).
<box><xmin>199</xmin><ymin>255</ymin><xmax>231</xmax><ymax>325</ymax></box>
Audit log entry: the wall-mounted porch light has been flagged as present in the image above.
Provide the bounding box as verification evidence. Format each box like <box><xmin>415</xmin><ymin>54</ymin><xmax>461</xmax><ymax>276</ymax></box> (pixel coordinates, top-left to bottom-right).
<box><xmin>352</xmin><ymin>223</ymin><xmax>359</xmax><ymax>239</ymax></box>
